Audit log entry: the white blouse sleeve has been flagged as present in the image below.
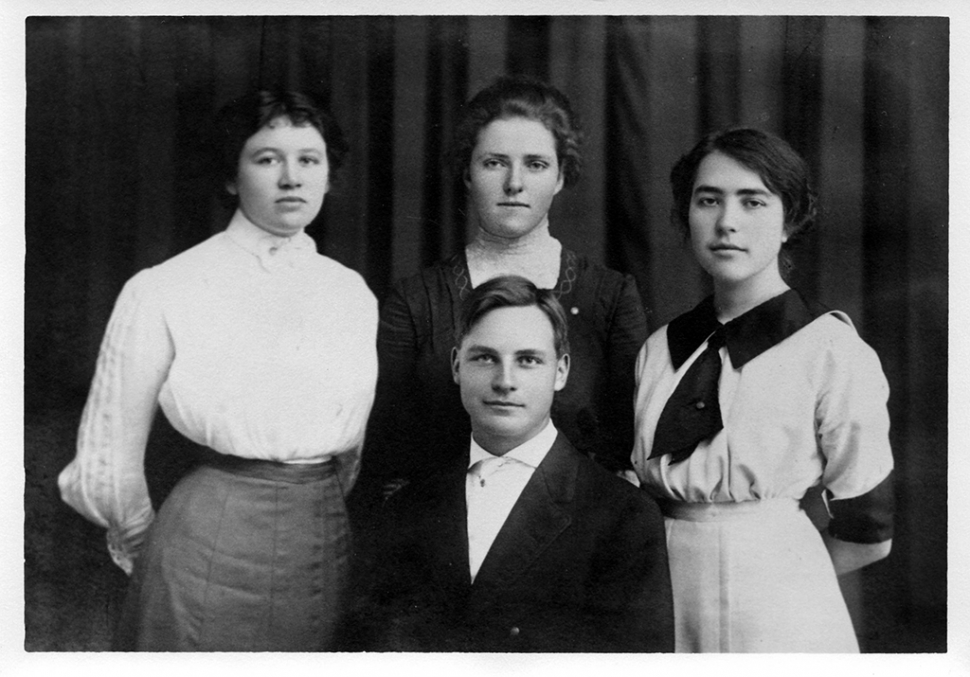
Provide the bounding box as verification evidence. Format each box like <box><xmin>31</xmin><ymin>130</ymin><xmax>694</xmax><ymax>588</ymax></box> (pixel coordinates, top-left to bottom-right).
<box><xmin>58</xmin><ymin>269</ymin><xmax>174</xmax><ymax>573</ymax></box>
<box><xmin>816</xmin><ymin>328</ymin><xmax>894</xmax><ymax>497</ymax></box>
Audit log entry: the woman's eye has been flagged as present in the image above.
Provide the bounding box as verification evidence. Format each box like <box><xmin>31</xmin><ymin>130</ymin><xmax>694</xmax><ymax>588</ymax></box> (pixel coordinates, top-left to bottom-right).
<box><xmin>300</xmin><ymin>156</ymin><xmax>321</xmax><ymax>165</ymax></box>
<box><xmin>528</xmin><ymin>161</ymin><xmax>549</xmax><ymax>171</ymax></box>
<box><xmin>255</xmin><ymin>156</ymin><xmax>278</xmax><ymax>165</ymax></box>
<box><xmin>483</xmin><ymin>159</ymin><xmax>503</xmax><ymax>169</ymax></box>
<box><xmin>744</xmin><ymin>199</ymin><xmax>766</xmax><ymax>209</ymax></box>
<box><xmin>695</xmin><ymin>196</ymin><xmax>718</xmax><ymax>207</ymax></box>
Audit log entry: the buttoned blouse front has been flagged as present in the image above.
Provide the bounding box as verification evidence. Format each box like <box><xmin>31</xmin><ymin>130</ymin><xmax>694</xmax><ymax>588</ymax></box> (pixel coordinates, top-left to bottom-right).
<box><xmin>632</xmin><ymin>304</ymin><xmax>893</xmax><ymax>508</ymax></box>
<box><xmin>59</xmin><ymin>211</ymin><xmax>379</xmax><ymax>562</ymax></box>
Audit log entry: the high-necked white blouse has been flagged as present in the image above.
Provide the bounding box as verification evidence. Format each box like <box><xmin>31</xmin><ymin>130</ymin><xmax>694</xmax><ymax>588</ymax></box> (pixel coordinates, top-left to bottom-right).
<box><xmin>58</xmin><ymin>210</ymin><xmax>378</xmax><ymax>571</ymax></box>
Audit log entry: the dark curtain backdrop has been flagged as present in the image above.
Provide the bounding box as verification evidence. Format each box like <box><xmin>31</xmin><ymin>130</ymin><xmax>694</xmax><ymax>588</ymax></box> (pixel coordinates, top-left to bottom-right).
<box><xmin>24</xmin><ymin>16</ymin><xmax>947</xmax><ymax>651</ymax></box>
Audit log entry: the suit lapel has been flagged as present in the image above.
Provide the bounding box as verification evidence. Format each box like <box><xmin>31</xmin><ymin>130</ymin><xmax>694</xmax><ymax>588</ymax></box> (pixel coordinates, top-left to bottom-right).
<box><xmin>471</xmin><ymin>434</ymin><xmax>577</xmax><ymax>595</ymax></box>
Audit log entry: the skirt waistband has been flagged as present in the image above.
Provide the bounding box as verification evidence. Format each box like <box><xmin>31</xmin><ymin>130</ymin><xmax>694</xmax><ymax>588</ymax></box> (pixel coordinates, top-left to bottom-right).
<box><xmin>659</xmin><ymin>497</ymin><xmax>799</xmax><ymax>522</ymax></box>
<box><xmin>197</xmin><ymin>447</ymin><xmax>338</xmax><ymax>483</ymax></box>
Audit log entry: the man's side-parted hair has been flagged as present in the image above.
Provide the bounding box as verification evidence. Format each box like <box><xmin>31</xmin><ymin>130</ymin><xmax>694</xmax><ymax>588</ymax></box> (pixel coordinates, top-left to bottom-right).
<box><xmin>455</xmin><ymin>275</ymin><xmax>570</xmax><ymax>358</ymax></box>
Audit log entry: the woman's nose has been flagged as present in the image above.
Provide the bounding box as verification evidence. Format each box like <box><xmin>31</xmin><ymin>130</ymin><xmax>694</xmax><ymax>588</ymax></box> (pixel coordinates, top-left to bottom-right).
<box><xmin>715</xmin><ymin>202</ymin><xmax>738</xmax><ymax>233</ymax></box>
<box><xmin>504</xmin><ymin>164</ymin><xmax>524</xmax><ymax>194</ymax></box>
<box><xmin>279</xmin><ymin>160</ymin><xmax>302</xmax><ymax>188</ymax></box>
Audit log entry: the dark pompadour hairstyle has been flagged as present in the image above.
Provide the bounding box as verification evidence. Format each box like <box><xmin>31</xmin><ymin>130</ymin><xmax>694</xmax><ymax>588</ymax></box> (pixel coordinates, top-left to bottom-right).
<box><xmin>670</xmin><ymin>127</ymin><xmax>818</xmax><ymax>278</ymax></box>
<box><xmin>210</xmin><ymin>89</ymin><xmax>349</xmax><ymax>206</ymax></box>
<box><xmin>451</xmin><ymin>75</ymin><xmax>583</xmax><ymax>188</ymax></box>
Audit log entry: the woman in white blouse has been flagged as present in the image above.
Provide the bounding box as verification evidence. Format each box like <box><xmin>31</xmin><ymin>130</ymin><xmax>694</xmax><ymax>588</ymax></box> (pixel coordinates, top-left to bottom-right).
<box><xmin>631</xmin><ymin>128</ymin><xmax>894</xmax><ymax>652</ymax></box>
<box><xmin>58</xmin><ymin>90</ymin><xmax>378</xmax><ymax>651</ymax></box>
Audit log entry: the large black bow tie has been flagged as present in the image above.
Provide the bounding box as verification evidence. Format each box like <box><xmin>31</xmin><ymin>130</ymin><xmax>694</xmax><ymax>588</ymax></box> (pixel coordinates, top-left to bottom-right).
<box><xmin>650</xmin><ymin>327</ymin><xmax>726</xmax><ymax>464</ymax></box>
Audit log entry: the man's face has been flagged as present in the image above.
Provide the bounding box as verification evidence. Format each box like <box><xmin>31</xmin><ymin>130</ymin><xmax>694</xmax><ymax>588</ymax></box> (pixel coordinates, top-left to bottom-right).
<box><xmin>452</xmin><ymin>305</ymin><xmax>569</xmax><ymax>456</ymax></box>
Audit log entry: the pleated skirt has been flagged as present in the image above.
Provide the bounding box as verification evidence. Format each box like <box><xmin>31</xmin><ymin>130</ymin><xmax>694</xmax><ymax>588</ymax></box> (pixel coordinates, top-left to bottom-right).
<box><xmin>114</xmin><ymin>457</ymin><xmax>351</xmax><ymax>651</ymax></box>
<box><xmin>662</xmin><ymin>498</ymin><xmax>859</xmax><ymax>653</ymax></box>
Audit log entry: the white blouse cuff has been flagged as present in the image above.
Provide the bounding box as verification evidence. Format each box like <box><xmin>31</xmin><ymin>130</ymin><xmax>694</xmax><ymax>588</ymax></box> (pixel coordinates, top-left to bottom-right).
<box><xmin>106</xmin><ymin>510</ymin><xmax>156</xmax><ymax>575</ymax></box>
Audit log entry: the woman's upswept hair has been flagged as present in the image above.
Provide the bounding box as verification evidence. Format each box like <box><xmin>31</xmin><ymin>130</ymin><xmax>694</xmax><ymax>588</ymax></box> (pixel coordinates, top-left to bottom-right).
<box><xmin>451</xmin><ymin>75</ymin><xmax>583</xmax><ymax>188</ymax></box>
<box><xmin>210</xmin><ymin>89</ymin><xmax>349</xmax><ymax>206</ymax></box>
<box><xmin>455</xmin><ymin>275</ymin><xmax>570</xmax><ymax>358</ymax></box>
<box><xmin>670</xmin><ymin>127</ymin><xmax>818</xmax><ymax>278</ymax></box>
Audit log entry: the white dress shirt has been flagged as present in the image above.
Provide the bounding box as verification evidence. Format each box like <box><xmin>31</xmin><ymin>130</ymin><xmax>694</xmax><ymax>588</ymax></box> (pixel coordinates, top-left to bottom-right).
<box><xmin>58</xmin><ymin>210</ymin><xmax>378</xmax><ymax>572</ymax></box>
<box><xmin>465</xmin><ymin>420</ymin><xmax>558</xmax><ymax>582</ymax></box>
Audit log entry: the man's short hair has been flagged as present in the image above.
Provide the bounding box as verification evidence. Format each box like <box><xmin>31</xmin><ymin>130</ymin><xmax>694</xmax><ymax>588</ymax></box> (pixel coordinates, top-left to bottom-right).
<box><xmin>455</xmin><ymin>275</ymin><xmax>570</xmax><ymax>358</ymax></box>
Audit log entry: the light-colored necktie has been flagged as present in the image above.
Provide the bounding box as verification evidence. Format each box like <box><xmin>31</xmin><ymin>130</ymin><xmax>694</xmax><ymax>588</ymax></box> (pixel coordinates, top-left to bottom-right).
<box><xmin>470</xmin><ymin>455</ymin><xmax>508</xmax><ymax>487</ymax></box>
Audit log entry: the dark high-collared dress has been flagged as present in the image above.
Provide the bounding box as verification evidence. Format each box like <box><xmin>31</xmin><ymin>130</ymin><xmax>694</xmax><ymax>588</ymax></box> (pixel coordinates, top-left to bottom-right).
<box><xmin>632</xmin><ymin>290</ymin><xmax>894</xmax><ymax>653</ymax></box>
<box><xmin>362</xmin><ymin>247</ymin><xmax>648</xmax><ymax>487</ymax></box>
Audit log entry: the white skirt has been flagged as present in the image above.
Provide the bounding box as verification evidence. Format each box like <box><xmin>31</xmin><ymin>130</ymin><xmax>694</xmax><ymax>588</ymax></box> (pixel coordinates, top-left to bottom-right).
<box><xmin>663</xmin><ymin>498</ymin><xmax>858</xmax><ymax>653</ymax></box>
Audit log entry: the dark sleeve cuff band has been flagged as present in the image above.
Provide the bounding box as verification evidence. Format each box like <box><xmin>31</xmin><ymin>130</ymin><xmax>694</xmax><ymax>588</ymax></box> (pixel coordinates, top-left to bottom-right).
<box><xmin>826</xmin><ymin>470</ymin><xmax>895</xmax><ymax>544</ymax></box>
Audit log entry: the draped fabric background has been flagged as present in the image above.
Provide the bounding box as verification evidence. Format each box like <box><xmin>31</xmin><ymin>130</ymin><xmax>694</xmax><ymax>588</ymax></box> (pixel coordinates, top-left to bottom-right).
<box><xmin>24</xmin><ymin>16</ymin><xmax>947</xmax><ymax>651</ymax></box>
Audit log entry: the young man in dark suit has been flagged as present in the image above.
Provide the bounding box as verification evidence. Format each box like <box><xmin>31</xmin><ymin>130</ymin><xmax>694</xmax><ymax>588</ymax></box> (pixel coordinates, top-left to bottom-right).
<box><xmin>359</xmin><ymin>275</ymin><xmax>673</xmax><ymax>652</ymax></box>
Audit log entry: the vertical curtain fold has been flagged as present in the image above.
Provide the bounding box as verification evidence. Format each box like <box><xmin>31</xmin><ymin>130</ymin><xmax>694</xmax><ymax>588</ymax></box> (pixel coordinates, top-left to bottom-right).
<box><xmin>781</xmin><ymin>16</ymin><xmax>826</xmax><ymax>294</ymax></box>
<box><xmin>420</xmin><ymin>15</ymin><xmax>469</xmax><ymax>265</ymax></box>
<box><xmin>548</xmin><ymin>15</ymin><xmax>608</xmax><ymax>261</ymax></box>
<box><xmin>363</xmin><ymin>17</ymin><xmax>397</xmax><ymax>300</ymax></box>
<box><xmin>816</xmin><ymin>17</ymin><xmax>867</xmax><ymax>323</ymax></box>
<box><xmin>506</xmin><ymin>16</ymin><xmax>551</xmax><ymax>80</ymax></box>
<box><xmin>697</xmin><ymin>16</ymin><xmax>741</xmax><ymax>132</ymax></box>
<box><xmin>391</xmin><ymin>17</ymin><xmax>431</xmax><ymax>283</ymax></box>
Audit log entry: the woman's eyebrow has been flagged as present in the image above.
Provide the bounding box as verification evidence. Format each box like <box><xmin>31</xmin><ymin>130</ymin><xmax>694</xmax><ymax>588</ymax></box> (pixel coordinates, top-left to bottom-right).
<box><xmin>247</xmin><ymin>145</ymin><xmax>325</xmax><ymax>154</ymax></box>
<box><xmin>693</xmin><ymin>185</ymin><xmax>772</xmax><ymax>197</ymax></box>
<box><xmin>692</xmin><ymin>184</ymin><xmax>723</xmax><ymax>194</ymax></box>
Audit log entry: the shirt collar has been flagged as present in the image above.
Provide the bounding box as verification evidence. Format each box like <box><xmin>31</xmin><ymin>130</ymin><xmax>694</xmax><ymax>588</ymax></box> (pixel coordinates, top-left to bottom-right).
<box><xmin>667</xmin><ymin>289</ymin><xmax>831</xmax><ymax>370</ymax></box>
<box><xmin>468</xmin><ymin>419</ymin><xmax>558</xmax><ymax>471</ymax></box>
<box><xmin>224</xmin><ymin>209</ymin><xmax>316</xmax><ymax>271</ymax></box>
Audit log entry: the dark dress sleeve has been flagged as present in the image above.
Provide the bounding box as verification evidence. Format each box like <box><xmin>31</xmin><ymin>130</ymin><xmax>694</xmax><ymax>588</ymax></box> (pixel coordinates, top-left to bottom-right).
<box><xmin>595</xmin><ymin>272</ymin><xmax>648</xmax><ymax>472</ymax></box>
<box><xmin>361</xmin><ymin>281</ymin><xmax>420</xmax><ymax>482</ymax></box>
<box><xmin>357</xmin><ymin>268</ymin><xmax>469</xmax><ymax>493</ymax></box>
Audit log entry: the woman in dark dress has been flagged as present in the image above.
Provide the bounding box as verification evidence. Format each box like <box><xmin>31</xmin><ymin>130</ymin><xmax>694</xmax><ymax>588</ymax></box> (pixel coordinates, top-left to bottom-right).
<box><xmin>358</xmin><ymin>75</ymin><xmax>647</xmax><ymax>504</ymax></box>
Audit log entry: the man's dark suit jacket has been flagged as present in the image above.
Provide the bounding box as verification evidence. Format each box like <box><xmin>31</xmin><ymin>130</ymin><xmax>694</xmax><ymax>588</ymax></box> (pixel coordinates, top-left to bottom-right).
<box><xmin>357</xmin><ymin>432</ymin><xmax>674</xmax><ymax>652</ymax></box>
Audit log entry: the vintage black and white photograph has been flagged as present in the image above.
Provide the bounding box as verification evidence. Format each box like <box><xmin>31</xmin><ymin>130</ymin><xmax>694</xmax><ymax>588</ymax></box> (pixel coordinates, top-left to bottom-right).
<box><xmin>9</xmin><ymin>0</ymin><xmax>960</xmax><ymax>673</ymax></box>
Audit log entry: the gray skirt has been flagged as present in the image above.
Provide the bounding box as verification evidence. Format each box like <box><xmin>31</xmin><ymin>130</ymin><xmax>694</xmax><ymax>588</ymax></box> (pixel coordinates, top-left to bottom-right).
<box><xmin>114</xmin><ymin>454</ymin><xmax>351</xmax><ymax>651</ymax></box>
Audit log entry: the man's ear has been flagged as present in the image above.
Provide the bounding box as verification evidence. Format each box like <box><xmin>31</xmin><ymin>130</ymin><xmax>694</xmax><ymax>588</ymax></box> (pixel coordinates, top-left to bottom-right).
<box><xmin>451</xmin><ymin>346</ymin><xmax>461</xmax><ymax>385</ymax></box>
<box><xmin>554</xmin><ymin>353</ymin><xmax>570</xmax><ymax>392</ymax></box>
